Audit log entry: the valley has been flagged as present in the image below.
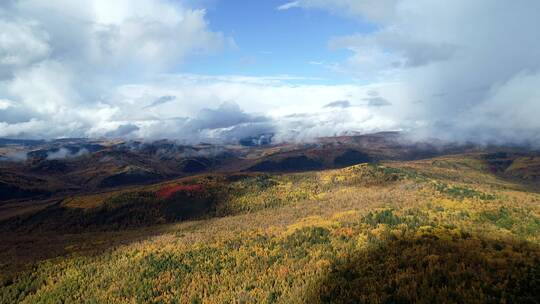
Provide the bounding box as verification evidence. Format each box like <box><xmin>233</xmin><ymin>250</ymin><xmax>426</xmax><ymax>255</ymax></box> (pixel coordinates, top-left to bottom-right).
<box><xmin>1</xmin><ymin>134</ymin><xmax>540</xmax><ymax>303</ymax></box>
<box><xmin>2</xmin><ymin>1</ymin><xmax>539</xmax><ymax>303</ymax></box>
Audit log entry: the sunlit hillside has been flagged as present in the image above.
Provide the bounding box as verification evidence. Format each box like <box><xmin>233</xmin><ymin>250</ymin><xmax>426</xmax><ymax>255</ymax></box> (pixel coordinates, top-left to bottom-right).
<box><xmin>2</xmin><ymin>153</ymin><xmax>539</xmax><ymax>303</ymax></box>
<box><xmin>2</xmin><ymin>0</ymin><xmax>540</xmax><ymax>302</ymax></box>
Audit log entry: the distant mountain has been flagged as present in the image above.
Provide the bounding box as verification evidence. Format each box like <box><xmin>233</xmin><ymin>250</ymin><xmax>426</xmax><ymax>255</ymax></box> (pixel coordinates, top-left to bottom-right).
<box><xmin>239</xmin><ymin>133</ymin><xmax>274</xmax><ymax>146</ymax></box>
<box><xmin>0</xmin><ymin>138</ymin><xmax>45</xmax><ymax>147</ymax></box>
<box><xmin>1</xmin><ymin>132</ymin><xmax>538</xmax><ymax>204</ymax></box>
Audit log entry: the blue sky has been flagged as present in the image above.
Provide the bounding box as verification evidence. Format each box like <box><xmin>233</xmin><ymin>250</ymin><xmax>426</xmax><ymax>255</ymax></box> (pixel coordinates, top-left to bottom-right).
<box><xmin>182</xmin><ymin>0</ymin><xmax>375</xmax><ymax>83</ymax></box>
<box><xmin>1</xmin><ymin>0</ymin><xmax>539</xmax><ymax>145</ymax></box>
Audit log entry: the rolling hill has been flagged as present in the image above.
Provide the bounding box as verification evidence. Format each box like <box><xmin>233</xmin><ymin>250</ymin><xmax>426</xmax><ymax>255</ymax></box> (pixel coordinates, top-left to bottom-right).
<box><xmin>1</xmin><ymin>135</ymin><xmax>540</xmax><ymax>303</ymax></box>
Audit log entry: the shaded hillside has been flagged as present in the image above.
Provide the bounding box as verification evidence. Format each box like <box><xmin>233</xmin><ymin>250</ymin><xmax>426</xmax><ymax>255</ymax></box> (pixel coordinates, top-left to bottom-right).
<box><xmin>247</xmin><ymin>155</ymin><xmax>324</xmax><ymax>172</ymax></box>
<box><xmin>309</xmin><ymin>234</ymin><xmax>540</xmax><ymax>303</ymax></box>
<box><xmin>0</xmin><ymin>171</ymin><xmax>63</xmax><ymax>202</ymax></box>
<box><xmin>246</xmin><ymin>149</ymin><xmax>373</xmax><ymax>172</ymax></box>
<box><xmin>97</xmin><ymin>167</ymin><xmax>164</xmax><ymax>188</ymax></box>
<box><xmin>178</xmin><ymin>158</ymin><xmax>212</xmax><ymax>173</ymax></box>
<box><xmin>0</xmin><ymin>181</ymin><xmax>51</xmax><ymax>202</ymax></box>
<box><xmin>2</xmin><ymin>153</ymin><xmax>540</xmax><ymax>303</ymax></box>
<box><xmin>333</xmin><ymin>149</ymin><xmax>371</xmax><ymax>167</ymax></box>
<box><xmin>0</xmin><ymin>164</ymin><xmax>407</xmax><ymax>233</ymax></box>
<box><xmin>1</xmin><ymin>189</ymin><xmax>217</xmax><ymax>233</ymax></box>
<box><xmin>484</xmin><ymin>152</ymin><xmax>540</xmax><ymax>188</ymax></box>
<box><xmin>3</xmin><ymin>133</ymin><xmax>534</xmax><ymax>203</ymax></box>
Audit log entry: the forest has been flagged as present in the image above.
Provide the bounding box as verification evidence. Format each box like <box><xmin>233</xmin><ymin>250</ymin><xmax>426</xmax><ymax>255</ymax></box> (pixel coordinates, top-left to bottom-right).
<box><xmin>1</xmin><ymin>153</ymin><xmax>540</xmax><ymax>303</ymax></box>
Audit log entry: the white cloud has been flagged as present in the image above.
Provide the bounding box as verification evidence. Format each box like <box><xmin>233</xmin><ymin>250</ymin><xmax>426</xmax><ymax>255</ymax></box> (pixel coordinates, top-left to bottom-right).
<box><xmin>47</xmin><ymin>147</ymin><xmax>89</xmax><ymax>160</ymax></box>
<box><xmin>0</xmin><ymin>0</ymin><xmax>232</xmax><ymax>139</ymax></box>
<box><xmin>1</xmin><ymin>65</ymin><xmax>405</xmax><ymax>141</ymax></box>
<box><xmin>2</xmin><ymin>0</ymin><xmax>537</xmax><ymax>146</ymax></box>
<box><xmin>0</xmin><ymin>99</ymin><xmax>13</xmax><ymax>110</ymax></box>
<box><xmin>0</xmin><ymin>18</ymin><xmax>50</xmax><ymax>78</ymax></box>
<box><xmin>288</xmin><ymin>0</ymin><xmax>540</xmax><ymax>145</ymax></box>
<box><xmin>8</xmin><ymin>60</ymin><xmax>81</xmax><ymax>115</ymax></box>
<box><xmin>277</xmin><ymin>1</ymin><xmax>300</xmax><ymax>11</ymax></box>
<box><xmin>97</xmin><ymin>74</ymin><xmax>404</xmax><ymax>143</ymax></box>
<box><xmin>8</xmin><ymin>0</ymin><xmax>229</xmax><ymax>70</ymax></box>
<box><xmin>277</xmin><ymin>0</ymin><xmax>399</xmax><ymax>23</ymax></box>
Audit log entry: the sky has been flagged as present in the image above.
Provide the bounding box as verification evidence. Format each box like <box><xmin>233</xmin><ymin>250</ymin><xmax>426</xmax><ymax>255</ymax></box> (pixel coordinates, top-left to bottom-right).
<box><xmin>0</xmin><ymin>0</ymin><xmax>539</xmax><ymax>145</ymax></box>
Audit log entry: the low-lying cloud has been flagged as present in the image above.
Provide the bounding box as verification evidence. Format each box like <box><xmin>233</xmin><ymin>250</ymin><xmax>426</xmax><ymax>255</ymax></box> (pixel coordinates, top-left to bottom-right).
<box><xmin>47</xmin><ymin>148</ymin><xmax>89</xmax><ymax>160</ymax></box>
<box><xmin>0</xmin><ymin>0</ymin><xmax>233</xmax><ymax>140</ymax></box>
<box><xmin>1</xmin><ymin>150</ymin><xmax>28</xmax><ymax>162</ymax></box>
<box><xmin>281</xmin><ymin>0</ymin><xmax>540</xmax><ymax>145</ymax></box>
<box><xmin>1</xmin><ymin>0</ymin><xmax>539</xmax><ymax>147</ymax></box>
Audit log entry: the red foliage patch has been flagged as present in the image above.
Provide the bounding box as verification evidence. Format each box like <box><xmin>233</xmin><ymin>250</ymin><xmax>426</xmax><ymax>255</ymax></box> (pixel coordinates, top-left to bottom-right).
<box><xmin>156</xmin><ymin>184</ymin><xmax>204</xmax><ymax>199</ymax></box>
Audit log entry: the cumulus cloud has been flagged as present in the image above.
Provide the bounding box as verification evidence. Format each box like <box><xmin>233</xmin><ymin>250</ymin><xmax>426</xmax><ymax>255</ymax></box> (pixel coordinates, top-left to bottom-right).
<box><xmin>329</xmin><ymin>32</ymin><xmax>457</xmax><ymax>74</ymax></box>
<box><xmin>104</xmin><ymin>75</ymin><xmax>404</xmax><ymax>142</ymax></box>
<box><xmin>273</xmin><ymin>105</ymin><xmax>397</xmax><ymax>142</ymax></box>
<box><xmin>0</xmin><ymin>0</ymin><xmax>231</xmax><ymax>139</ymax></box>
<box><xmin>2</xmin><ymin>0</ymin><xmax>537</xmax><ymax>146</ymax></box>
<box><xmin>0</xmin><ymin>18</ymin><xmax>50</xmax><ymax>79</ymax></box>
<box><xmin>284</xmin><ymin>0</ymin><xmax>540</xmax><ymax>145</ymax></box>
<box><xmin>324</xmin><ymin>100</ymin><xmax>351</xmax><ymax>109</ymax></box>
<box><xmin>0</xmin><ymin>99</ymin><xmax>13</xmax><ymax>110</ymax></box>
<box><xmin>131</xmin><ymin>102</ymin><xmax>275</xmax><ymax>144</ymax></box>
<box><xmin>2</xmin><ymin>68</ymin><xmax>404</xmax><ymax>142</ymax></box>
<box><xmin>105</xmin><ymin>124</ymin><xmax>140</xmax><ymax>138</ymax></box>
<box><xmin>0</xmin><ymin>0</ymin><xmax>403</xmax><ymax>145</ymax></box>
<box><xmin>4</xmin><ymin>0</ymin><xmax>230</xmax><ymax>70</ymax></box>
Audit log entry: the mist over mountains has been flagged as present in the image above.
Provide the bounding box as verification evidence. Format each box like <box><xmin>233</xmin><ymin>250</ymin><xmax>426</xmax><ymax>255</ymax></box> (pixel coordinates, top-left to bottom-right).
<box><xmin>1</xmin><ymin>1</ymin><xmax>539</xmax><ymax>145</ymax></box>
<box><xmin>3</xmin><ymin>3</ymin><xmax>540</xmax><ymax>302</ymax></box>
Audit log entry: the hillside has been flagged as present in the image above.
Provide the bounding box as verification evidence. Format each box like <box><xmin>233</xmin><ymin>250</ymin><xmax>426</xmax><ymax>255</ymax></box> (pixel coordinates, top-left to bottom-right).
<box><xmin>1</xmin><ymin>152</ymin><xmax>540</xmax><ymax>303</ymax></box>
<box><xmin>2</xmin><ymin>1</ymin><xmax>539</xmax><ymax>302</ymax></box>
<box><xmin>0</xmin><ymin>132</ymin><xmax>497</xmax><ymax>204</ymax></box>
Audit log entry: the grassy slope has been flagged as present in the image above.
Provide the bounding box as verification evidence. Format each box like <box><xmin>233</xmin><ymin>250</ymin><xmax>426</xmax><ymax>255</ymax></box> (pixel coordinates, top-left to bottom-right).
<box><xmin>1</xmin><ymin>153</ymin><xmax>540</xmax><ymax>303</ymax></box>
